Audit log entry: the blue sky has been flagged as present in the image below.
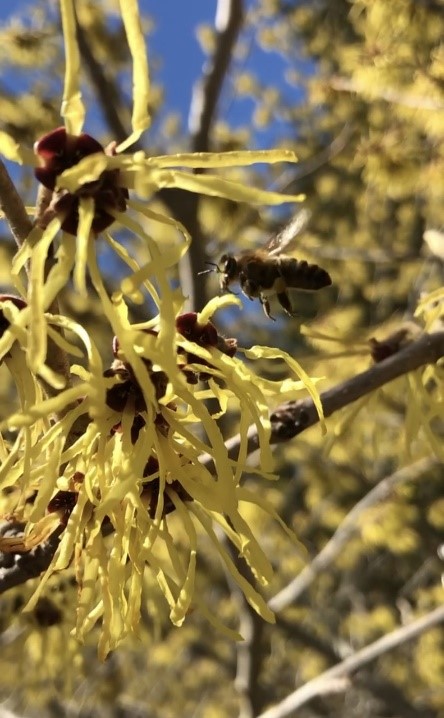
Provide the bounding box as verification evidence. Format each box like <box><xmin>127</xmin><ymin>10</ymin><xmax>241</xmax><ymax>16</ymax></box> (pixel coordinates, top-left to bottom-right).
<box><xmin>0</xmin><ymin>1</ymin><xmax>311</xmax><ymax>147</ymax></box>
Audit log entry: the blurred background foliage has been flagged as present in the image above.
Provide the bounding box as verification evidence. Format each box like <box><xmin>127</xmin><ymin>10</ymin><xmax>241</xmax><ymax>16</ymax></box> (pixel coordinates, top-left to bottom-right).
<box><xmin>0</xmin><ymin>0</ymin><xmax>443</xmax><ymax>716</ymax></box>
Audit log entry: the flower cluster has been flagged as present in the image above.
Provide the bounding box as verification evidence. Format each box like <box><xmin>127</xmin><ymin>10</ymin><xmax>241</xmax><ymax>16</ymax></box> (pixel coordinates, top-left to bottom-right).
<box><xmin>0</xmin><ymin>2</ymin><xmax>320</xmax><ymax>654</ymax></box>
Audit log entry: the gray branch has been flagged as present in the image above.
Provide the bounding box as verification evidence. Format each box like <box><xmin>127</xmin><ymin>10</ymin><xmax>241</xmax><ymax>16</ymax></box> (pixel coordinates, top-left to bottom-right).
<box><xmin>215</xmin><ymin>330</ymin><xmax>444</xmax><ymax>466</ymax></box>
<box><xmin>269</xmin><ymin>456</ymin><xmax>440</xmax><ymax>612</ymax></box>
<box><xmin>257</xmin><ymin>604</ymin><xmax>444</xmax><ymax>718</ymax></box>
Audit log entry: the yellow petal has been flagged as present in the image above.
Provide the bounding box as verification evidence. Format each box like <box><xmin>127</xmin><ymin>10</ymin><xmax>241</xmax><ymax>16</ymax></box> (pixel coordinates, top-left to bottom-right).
<box><xmin>60</xmin><ymin>0</ymin><xmax>85</xmax><ymax>134</ymax></box>
<box><xmin>117</xmin><ymin>0</ymin><xmax>151</xmax><ymax>149</ymax></box>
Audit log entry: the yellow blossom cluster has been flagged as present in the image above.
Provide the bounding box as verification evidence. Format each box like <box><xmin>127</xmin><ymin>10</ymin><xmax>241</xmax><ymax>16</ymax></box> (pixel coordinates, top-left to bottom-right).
<box><xmin>0</xmin><ymin>0</ymin><xmax>324</xmax><ymax>657</ymax></box>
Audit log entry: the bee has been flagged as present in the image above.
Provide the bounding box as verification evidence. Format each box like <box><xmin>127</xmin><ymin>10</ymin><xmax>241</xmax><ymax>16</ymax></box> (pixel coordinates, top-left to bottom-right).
<box><xmin>201</xmin><ymin>209</ymin><xmax>332</xmax><ymax>320</ymax></box>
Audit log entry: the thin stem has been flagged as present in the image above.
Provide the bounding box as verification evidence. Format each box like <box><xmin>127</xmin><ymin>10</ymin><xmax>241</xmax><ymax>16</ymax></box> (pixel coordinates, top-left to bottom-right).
<box><xmin>189</xmin><ymin>0</ymin><xmax>245</xmax><ymax>152</ymax></box>
<box><xmin>268</xmin><ymin>456</ymin><xmax>440</xmax><ymax>612</ymax></box>
<box><xmin>0</xmin><ymin>158</ymin><xmax>33</xmax><ymax>246</ymax></box>
<box><xmin>206</xmin><ymin>330</ymin><xmax>444</xmax><ymax>467</ymax></box>
<box><xmin>257</xmin><ymin>605</ymin><xmax>444</xmax><ymax>718</ymax></box>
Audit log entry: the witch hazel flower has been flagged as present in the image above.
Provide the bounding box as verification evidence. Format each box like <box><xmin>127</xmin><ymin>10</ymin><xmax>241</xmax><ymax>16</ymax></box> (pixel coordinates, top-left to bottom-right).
<box><xmin>34</xmin><ymin>127</ymin><xmax>128</xmax><ymax>235</ymax></box>
<box><xmin>0</xmin><ymin>0</ymin><xmax>327</xmax><ymax>658</ymax></box>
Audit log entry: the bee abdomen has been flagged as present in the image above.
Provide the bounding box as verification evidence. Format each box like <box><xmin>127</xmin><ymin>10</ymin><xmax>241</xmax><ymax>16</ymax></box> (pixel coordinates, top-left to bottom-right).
<box><xmin>281</xmin><ymin>258</ymin><xmax>332</xmax><ymax>291</ymax></box>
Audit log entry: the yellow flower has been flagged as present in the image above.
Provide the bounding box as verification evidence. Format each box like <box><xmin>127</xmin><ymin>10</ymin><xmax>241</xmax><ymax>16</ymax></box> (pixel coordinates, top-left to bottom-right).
<box><xmin>0</xmin><ymin>0</ymin><xmax>325</xmax><ymax>658</ymax></box>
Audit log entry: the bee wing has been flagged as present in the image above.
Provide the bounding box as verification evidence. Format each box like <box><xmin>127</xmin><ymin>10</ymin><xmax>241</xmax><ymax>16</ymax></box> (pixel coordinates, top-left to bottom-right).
<box><xmin>266</xmin><ymin>208</ymin><xmax>312</xmax><ymax>256</ymax></box>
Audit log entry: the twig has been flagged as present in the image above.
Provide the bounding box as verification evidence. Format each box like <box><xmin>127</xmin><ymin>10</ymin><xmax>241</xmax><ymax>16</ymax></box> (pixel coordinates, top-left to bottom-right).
<box><xmin>213</xmin><ymin>330</ymin><xmax>444</xmax><ymax>466</ymax></box>
<box><xmin>330</xmin><ymin>75</ymin><xmax>444</xmax><ymax>111</ymax></box>
<box><xmin>0</xmin><ymin>521</ymin><xmax>63</xmax><ymax>594</ymax></box>
<box><xmin>0</xmin><ymin>707</ymin><xmax>29</xmax><ymax>718</ymax></box>
<box><xmin>0</xmin><ymin>5</ymin><xmax>248</xmax><ymax>594</ymax></box>
<box><xmin>268</xmin><ymin>456</ymin><xmax>440</xmax><ymax>612</ymax></box>
<box><xmin>77</xmin><ymin>2</ymin><xmax>244</xmax><ymax>312</ymax></box>
<box><xmin>257</xmin><ymin>604</ymin><xmax>444</xmax><ymax>718</ymax></box>
<box><xmin>188</xmin><ymin>0</ymin><xmax>245</xmax><ymax>152</ymax></box>
<box><xmin>224</xmin><ymin>540</ymin><xmax>265</xmax><ymax>718</ymax></box>
<box><xmin>275</xmin><ymin>616</ymin><xmax>437</xmax><ymax>718</ymax></box>
<box><xmin>75</xmin><ymin>18</ymin><xmax>130</xmax><ymax>146</ymax></box>
<box><xmin>295</xmin><ymin>244</ymin><xmax>418</xmax><ymax>264</ymax></box>
<box><xmin>0</xmin><ymin>158</ymin><xmax>33</xmax><ymax>246</ymax></box>
<box><xmin>275</xmin><ymin>122</ymin><xmax>353</xmax><ymax>192</ymax></box>
<box><xmin>180</xmin><ymin>0</ymin><xmax>245</xmax><ymax>312</ymax></box>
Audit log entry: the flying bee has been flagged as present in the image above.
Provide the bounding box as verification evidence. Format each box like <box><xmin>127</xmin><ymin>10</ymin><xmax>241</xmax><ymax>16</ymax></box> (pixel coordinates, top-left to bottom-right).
<box><xmin>201</xmin><ymin>209</ymin><xmax>332</xmax><ymax>320</ymax></box>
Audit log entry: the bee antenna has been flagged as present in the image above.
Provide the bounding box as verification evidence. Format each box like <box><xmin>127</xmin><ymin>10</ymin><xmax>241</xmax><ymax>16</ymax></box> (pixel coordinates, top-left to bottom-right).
<box><xmin>198</xmin><ymin>261</ymin><xmax>220</xmax><ymax>276</ymax></box>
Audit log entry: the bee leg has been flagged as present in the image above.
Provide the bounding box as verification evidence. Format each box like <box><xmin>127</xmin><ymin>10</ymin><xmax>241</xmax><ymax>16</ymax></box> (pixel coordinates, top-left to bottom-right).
<box><xmin>260</xmin><ymin>295</ymin><xmax>275</xmax><ymax>321</ymax></box>
<box><xmin>277</xmin><ymin>290</ymin><xmax>297</xmax><ymax>317</ymax></box>
<box><xmin>219</xmin><ymin>278</ymin><xmax>238</xmax><ymax>296</ymax></box>
<box><xmin>239</xmin><ymin>274</ymin><xmax>256</xmax><ymax>301</ymax></box>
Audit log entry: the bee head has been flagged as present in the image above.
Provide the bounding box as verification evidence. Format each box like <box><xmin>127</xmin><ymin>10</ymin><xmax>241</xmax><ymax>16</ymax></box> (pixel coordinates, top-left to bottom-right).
<box><xmin>197</xmin><ymin>255</ymin><xmax>238</xmax><ymax>294</ymax></box>
<box><xmin>220</xmin><ymin>254</ymin><xmax>238</xmax><ymax>280</ymax></box>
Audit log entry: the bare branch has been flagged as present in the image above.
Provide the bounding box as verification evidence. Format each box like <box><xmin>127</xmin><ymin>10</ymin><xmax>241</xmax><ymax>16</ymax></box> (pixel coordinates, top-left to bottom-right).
<box><xmin>268</xmin><ymin>456</ymin><xmax>440</xmax><ymax>612</ymax></box>
<box><xmin>77</xmin><ymin>3</ymin><xmax>245</xmax><ymax>312</ymax></box>
<box><xmin>275</xmin><ymin>616</ymin><xmax>438</xmax><ymax>718</ymax></box>
<box><xmin>0</xmin><ymin>158</ymin><xmax>33</xmax><ymax>246</ymax></box>
<box><xmin>179</xmin><ymin>0</ymin><xmax>245</xmax><ymax>312</ymax></box>
<box><xmin>296</xmin><ymin>243</ymin><xmax>418</xmax><ymax>264</ymax></box>
<box><xmin>235</xmin><ymin>613</ymin><xmax>264</xmax><ymax>718</ymax></box>
<box><xmin>223</xmin><ymin>540</ymin><xmax>266</xmax><ymax>718</ymax></box>
<box><xmin>0</xmin><ymin>707</ymin><xmax>28</xmax><ymax>718</ymax></box>
<box><xmin>0</xmin><ymin>6</ymin><xmax>249</xmax><ymax>595</ymax></box>
<box><xmin>189</xmin><ymin>0</ymin><xmax>245</xmax><ymax>151</ymax></box>
<box><xmin>257</xmin><ymin>604</ymin><xmax>444</xmax><ymax>718</ymax></box>
<box><xmin>0</xmin><ymin>521</ymin><xmax>63</xmax><ymax>594</ymax></box>
<box><xmin>214</xmin><ymin>330</ymin><xmax>444</xmax><ymax>466</ymax></box>
<box><xmin>75</xmin><ymin>18</ymin><xmax>131</xmax><ymax>146</ymax></box>
<box><xmin>330</xmin><ymin>75</ymin><xmax>444</xmax><ymax>111</ymax></box>
<box><xmin>276</xmin><ymin>122</ymin><xmax>353</xmax><ymax>191</ymax></box>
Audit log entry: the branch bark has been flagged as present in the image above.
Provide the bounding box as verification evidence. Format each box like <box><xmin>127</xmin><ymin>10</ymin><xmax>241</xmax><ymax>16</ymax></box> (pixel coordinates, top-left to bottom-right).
<box><xmin>77</xmin><ymin>2</ymin><xmax>245</xmax><ymax>313</ymax></box>
<box><xmin>224</xmin><ymin>540</ymin><xmax>266</xmax><ymax>718</ymax></box>
<box><xmin>268</xmin><ymin>456</ymin><xmax>440</xmax><ymax>612</ymax></box>
<box><xmin>0</xmin><ymin>158</ymin><xmax>33</xmax><ymax>245</ymax></box>
<box><xmin>75</xmin><ymin>18</ymin><xmax>131</xmax><ymax>147</ymax></box>
<box><xmin>214</xmin><ymin>329</ymin><xmax>444</xmax><ymax>466</ymax></box>
<box><xmin>188</xmin><ymin>0</ymin><xmax>245</xmax><ymax>152</ymax></box>
<box><xmin>274</xmin><ymin>616</ymin><xmax>438</xmax><ymax>718</ymax></box>
<box><xmin>330</xmin><ymin>75</ymin><xmax>444</xmax><ymax>111</ymax></box>
<box><xmin>257</xmin><ymin>604</ymin><xmax>444</xmax><ymax>718</ymax></box>
<box><xmin>0</xmin><ymin>159</ymin><xmax>72</xmax><ymax>398</ymax></box>
<box><xmin>177</xmin><ymin>0</ymin><xmax>245</xmax><ymax>312</ymax></box>
<box><xmin>0</xmin><ymin>521</ymin><xmax>63</xmax><ymax>594</ymax></box>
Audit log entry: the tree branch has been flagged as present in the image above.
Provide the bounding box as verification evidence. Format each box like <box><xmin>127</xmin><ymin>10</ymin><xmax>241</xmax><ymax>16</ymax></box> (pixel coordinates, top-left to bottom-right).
<box><xmin>77</xmin><ymin>3</ymin><xmax>245</xmax><ymax>313</ymax></box>
<box><xmin>223</xmin><ymin>540</ymin><xmax>266</xmax><ymax>718</ymax></box>
<box><xmin>268</xmin><ymin>456</ymin><xmax>440</xmax><ymax>612</ymax></box>
<box><xmin>0</xmin><ymin>157</ymin><xmax>33</xmax><ymax>245</ymax></box>
<box><xmin>75</xmin><ymin>18</ymin><xmax>130</xmax><ymax>146</ymax></box>
<box><xmin>177</xmin><ymin>0</ymin><xmax>245</xmax><ymax>312</ymax></box>
<box><xmin>257</xmin><ymin>604</ymin><xmax>444</xmax><ymax>718</ymax></box>
<box><xmin>215</xmin><ymin>330</ymin><xmax>444</xmax><ymax>466</ymax></box>
<box><xmin>0</xmin><ymin>6</ymin><xmax>249</xmax><ymax>595</ymax></box>
<box><xmin>188</xmin><ymin>0</ymin><xmax>245</xmax><ymax>152</ymax></box>
<box><xmin>274</xmin><ymin>616</ymin><xmax>438</xmax><ymax>718</ymax></box>
<box><xmin>330</xmin><ymin>75</ymin><xmax>444</xmax><ymax>111</ymax></box>
<box><xmin>0</xmin><ymin>521</ymin><xmax>63</xmax><ymax>594</ymax></box>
